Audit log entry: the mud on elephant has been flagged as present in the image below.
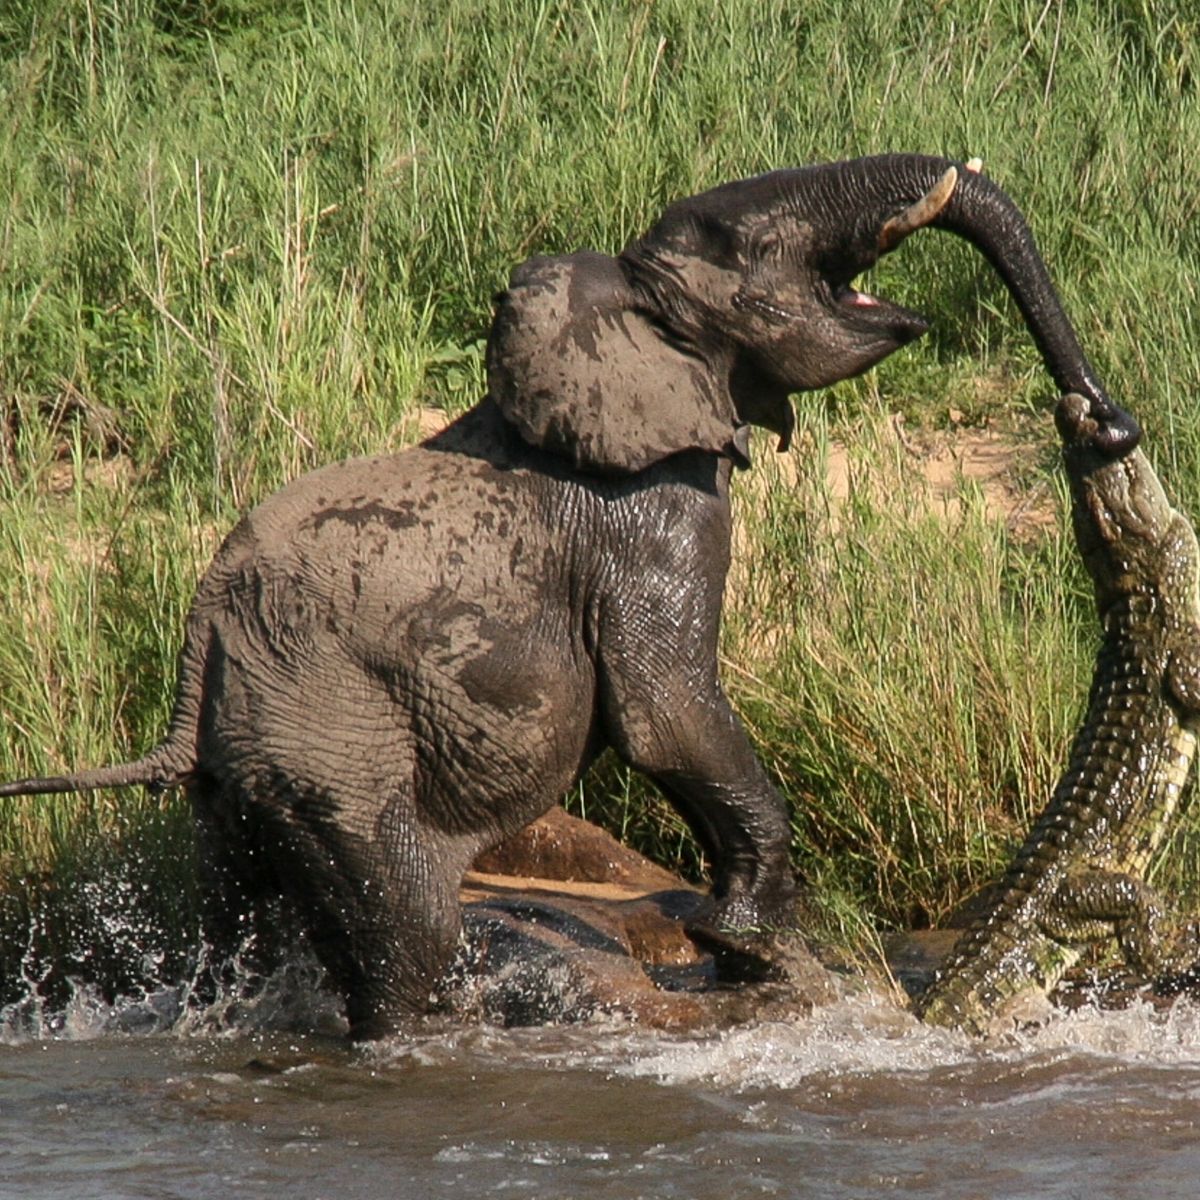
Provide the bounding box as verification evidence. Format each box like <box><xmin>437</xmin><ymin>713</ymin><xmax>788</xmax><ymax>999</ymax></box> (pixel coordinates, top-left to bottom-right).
<box><xmin>0</xmin><ymin>154</ymin><xmax>1138</xmax><ymax>1038</ymax></box>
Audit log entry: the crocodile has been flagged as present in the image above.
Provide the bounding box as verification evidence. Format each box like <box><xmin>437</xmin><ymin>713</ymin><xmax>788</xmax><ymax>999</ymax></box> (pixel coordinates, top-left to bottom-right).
<box><xmin>917</xmin><ymin>392</ymin><xmax>1200</xmax><ymax>1034</ymax></box>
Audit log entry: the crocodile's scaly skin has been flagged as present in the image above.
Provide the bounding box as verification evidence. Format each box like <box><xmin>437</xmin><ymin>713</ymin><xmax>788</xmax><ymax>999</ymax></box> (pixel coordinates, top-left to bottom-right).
<box><xmin>917</xmin><ymin>393</ymin><xmax>1200</xmax><ymax>1034</ymax></box>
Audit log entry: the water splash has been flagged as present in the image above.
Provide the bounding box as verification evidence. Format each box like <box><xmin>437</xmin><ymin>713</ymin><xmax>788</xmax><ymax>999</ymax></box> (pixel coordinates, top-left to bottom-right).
<box><xmin>0</xmin><ymin>916</ymin><xmax>346</xmax><ymax>1044</ymax></box>
<box><xmin>607</xmin><ymin>986</ymin><xmax>1200</xmax><ymax>1093</ymax></box>
<box><xmin>999</xmin><ymin>994</ymin><xmax>1200</xmax><ymax>1065</ymax></box>
<box><xmin>611</xmin><ymin>986</ymin><xmax>969</xmax><ymax>1091</ymax></box>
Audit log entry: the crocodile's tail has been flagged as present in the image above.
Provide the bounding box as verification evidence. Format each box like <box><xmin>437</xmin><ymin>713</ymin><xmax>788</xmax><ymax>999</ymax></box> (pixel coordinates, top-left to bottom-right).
<box><xmin>0</xmin><ymin>737</ymin><xmax>193</xmax><ymax>798</ymax></box>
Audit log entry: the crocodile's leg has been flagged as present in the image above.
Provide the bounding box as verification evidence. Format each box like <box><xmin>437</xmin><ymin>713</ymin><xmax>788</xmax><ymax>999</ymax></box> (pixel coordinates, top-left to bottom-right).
<box><xmin>1045</xmin><ymin>869</ymin><xmax>1175</xmax><ymax>975</ymax></box>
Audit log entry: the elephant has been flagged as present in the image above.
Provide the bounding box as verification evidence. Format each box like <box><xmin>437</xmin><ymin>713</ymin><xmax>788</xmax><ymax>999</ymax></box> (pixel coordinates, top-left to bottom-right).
<box><xmin>0</xmin><ymin>153</ymin><xmax>1140</xmax><ymax>1039</ymax></box>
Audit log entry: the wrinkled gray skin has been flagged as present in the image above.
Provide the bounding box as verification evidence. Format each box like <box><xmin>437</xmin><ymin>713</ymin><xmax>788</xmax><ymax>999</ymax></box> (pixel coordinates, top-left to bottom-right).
<box><xmin>0</xmin><ymin>154</ymin><xmax>1137</xmax><ymax>1039</ymax></box>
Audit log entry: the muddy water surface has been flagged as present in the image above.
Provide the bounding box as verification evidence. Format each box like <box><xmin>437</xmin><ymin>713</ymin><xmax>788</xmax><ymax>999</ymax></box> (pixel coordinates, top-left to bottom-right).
<box><xmin>4</xmin><ymin>979</ymin><xmax>1200</xmax><ymax>1199</ymax></box>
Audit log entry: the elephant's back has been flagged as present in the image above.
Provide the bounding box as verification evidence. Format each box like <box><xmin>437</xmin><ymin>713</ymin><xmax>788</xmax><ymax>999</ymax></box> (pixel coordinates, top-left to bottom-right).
<box><xmin>187</xmin><ymin>421</ymin><xmax>579</xmax><ymax>655</ymax></box>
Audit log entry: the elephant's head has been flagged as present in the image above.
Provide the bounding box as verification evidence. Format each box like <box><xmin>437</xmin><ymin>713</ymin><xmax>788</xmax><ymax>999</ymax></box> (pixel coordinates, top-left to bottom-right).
<box><xmin>487</xmin><ymin>153</ymin><xmax>1139</xmax><ymax>475</ymax></box>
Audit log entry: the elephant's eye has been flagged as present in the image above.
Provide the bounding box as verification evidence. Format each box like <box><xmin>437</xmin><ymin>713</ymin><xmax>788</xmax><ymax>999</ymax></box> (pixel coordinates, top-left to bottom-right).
<box><xmin>732</xmin><ymin>289</ymin><xmax>797</xmax><ymax>323</ymax></box>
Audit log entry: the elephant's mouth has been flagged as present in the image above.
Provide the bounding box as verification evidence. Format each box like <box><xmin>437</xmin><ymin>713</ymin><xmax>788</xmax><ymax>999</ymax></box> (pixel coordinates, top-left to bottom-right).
<box><xmin>835</xmin><ymin>284</ymin><xmax>880</xmax><ymax>308</ymax></box>
<box><xmin>834</xmin><ymin>281</ymin><xmax>930</xmax><ymax>344</ymax></box>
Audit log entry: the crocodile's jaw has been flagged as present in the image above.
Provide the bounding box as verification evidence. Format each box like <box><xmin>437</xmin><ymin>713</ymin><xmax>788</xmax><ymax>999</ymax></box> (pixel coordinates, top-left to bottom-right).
<box><xmin>1055</xmin><ymin>390</ymin><xmax>1142</xmax><ymax>458</ymax></box>
<box><xmin>1056</xmin><ymin>393</ymin><xmax>1181</xmax><ymax>616</ymax></box>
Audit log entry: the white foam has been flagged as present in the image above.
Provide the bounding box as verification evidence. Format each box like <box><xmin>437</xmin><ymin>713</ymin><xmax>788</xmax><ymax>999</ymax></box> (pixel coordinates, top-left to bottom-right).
<box><xmin>613</xmin><ymin>990</ymin><xmax>970</xmax><ymax>1090</ymax></box>
<box><xmin>996</xmin><ymin>995</ymin><xmax>1200</xmax><ymax>1066</ymax></box>
<box><xmin>608</xmin><ymin>990</ymin><xmax>1200</xmax><ymax>1092</ymax></box>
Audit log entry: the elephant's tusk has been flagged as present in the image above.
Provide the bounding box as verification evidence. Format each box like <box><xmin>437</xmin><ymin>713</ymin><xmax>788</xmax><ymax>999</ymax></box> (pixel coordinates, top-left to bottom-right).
<box><xmin>878</xmin><ymin>166</ymin><xmax>959</xmax><ymax>251</ymax></box>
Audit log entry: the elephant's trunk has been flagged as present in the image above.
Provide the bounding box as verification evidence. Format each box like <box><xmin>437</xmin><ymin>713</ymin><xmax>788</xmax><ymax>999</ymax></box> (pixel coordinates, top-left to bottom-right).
<box><xmin>865</xmin><ymin>154</ymin><xmax>1139</xmax><ymax>454</ymax></box>
<box><xmin>933</xmin><ymin>165</ymin><xmax>1102</xmax><ymax>398</ymax></box>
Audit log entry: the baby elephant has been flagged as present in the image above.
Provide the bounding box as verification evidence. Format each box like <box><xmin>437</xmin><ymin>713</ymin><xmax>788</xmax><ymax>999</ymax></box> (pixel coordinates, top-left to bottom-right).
<box><xmin>0</xmin><ymin>154</ymin><xmax>1136</xmax><ymax>1038</ymax></box>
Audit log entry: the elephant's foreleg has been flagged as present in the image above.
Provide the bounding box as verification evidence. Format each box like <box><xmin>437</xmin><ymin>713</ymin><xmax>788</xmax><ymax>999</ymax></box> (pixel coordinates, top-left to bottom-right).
<box><xmin>595</xmin><ymin>496</ymin><xmax>797</xmax><ymax>933</ymax></box>
<box><xmin>654</xmin><ymin>763</ymin><xmax>796</xmax><ymax>932</ymax></box>
<box><xmin>602</xmin><ymin>675</ymin><xmax>795</xmax><ymax>933</ymax></box>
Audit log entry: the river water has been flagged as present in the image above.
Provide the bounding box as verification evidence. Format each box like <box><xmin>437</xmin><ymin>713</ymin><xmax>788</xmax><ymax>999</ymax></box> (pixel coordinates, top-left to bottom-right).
<box><xmin>4</xmin><ymin>968</ymin><xmax>1200</xmax><ymax>1200</ymax></box>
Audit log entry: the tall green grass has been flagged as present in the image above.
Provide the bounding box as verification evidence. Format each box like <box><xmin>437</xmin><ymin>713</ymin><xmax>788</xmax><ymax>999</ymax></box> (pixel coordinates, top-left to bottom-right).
<box><xmin>1</xmin><ymin>0</ymin><xmax>1199</xmax><ymax>990</ymax></box>
<box><xmin>725</xmin><ymin>407</ymin><xmax>1094</xmax><ymax>930</ymax></box>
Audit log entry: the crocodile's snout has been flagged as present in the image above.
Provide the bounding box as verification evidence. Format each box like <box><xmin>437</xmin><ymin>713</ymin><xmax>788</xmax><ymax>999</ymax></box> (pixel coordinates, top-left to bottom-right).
<box><xmin>1057</xmin><ymin>393</ymin><xmax>1142</xmax><ymax>457</ymax></box>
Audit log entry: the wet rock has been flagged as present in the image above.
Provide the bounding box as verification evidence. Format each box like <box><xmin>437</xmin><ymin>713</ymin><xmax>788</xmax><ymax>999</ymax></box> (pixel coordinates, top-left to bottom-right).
<box><xmin>471</xmin><ymin>805</ymin><xmax>683</xmax><ymax>891</ymax></box>
<box><xmin>883</xmin><ymin>929</ymin><xmax>961</xmax><ymax>1003</ymax></box>
<box><xmin>451</xmin><ymin>809</ymin><xmax>834</xmax><ymax>1029</ymax></box>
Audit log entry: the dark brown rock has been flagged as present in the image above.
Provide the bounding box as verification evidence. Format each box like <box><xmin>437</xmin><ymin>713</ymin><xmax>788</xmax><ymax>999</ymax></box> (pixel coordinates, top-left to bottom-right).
<box><xmin>471</xmin><ymin>806</ymin><xmax>684</xmax><ymax>891</ymax></box>
<box><xmin>452</xmin><ymin>810</ymin><xmax>833</xmax><ymax>1028</ymax></box>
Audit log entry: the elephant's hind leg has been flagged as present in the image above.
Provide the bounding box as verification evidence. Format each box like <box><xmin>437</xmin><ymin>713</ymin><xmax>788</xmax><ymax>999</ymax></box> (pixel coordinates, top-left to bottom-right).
<box><xmin>296</xmin><ymin>795</ymin><xmax>469</xmax><ymax>1039</ymax></box>
<box><xmin>314</xmin><ymin>891</ymin><xmax>464</xmax><ymax>1038</ymax></box>
<box><xmin>189</xmin><ymin>775</ymin><xmax>296</xmax><ymax>997</ymax></box>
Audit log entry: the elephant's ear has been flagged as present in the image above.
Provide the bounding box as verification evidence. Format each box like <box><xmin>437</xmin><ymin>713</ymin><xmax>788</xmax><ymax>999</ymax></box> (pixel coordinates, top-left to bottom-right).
<box><xmin>486</xmin><ymin>251</ymin><xmax>745</xmax><ymax>474</ymax></box>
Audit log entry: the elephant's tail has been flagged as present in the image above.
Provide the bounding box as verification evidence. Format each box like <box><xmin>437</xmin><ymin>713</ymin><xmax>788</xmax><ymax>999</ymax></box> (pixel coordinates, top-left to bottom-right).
<box><xmin>0</xmin><ymin>603</ymin><xmax>220</xmax><ymax>801</ymax></box>
<box><xmin>0</xmin><ymin>739</ymin><xmax>193</xmax><ymax>799</ymax></box>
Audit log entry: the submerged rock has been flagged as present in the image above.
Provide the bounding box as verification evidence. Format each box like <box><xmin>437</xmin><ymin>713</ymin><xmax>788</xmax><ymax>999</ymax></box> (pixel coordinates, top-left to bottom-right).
<box><xmin>449</xmin><ymin>808</ymin><xmax>834</xmax><ymax>1029</ymax></box>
